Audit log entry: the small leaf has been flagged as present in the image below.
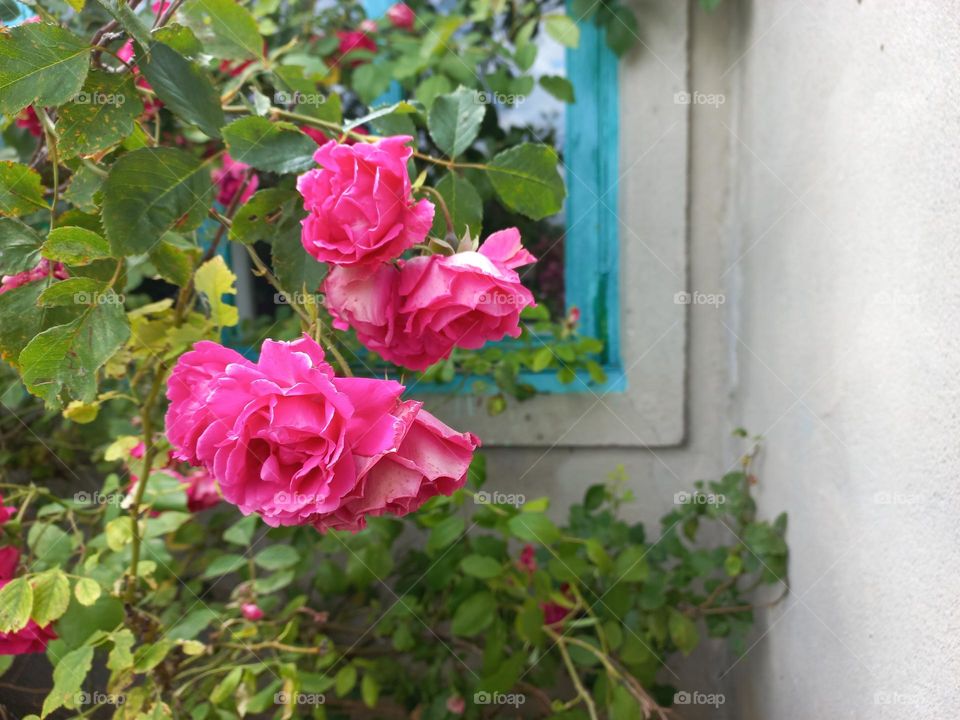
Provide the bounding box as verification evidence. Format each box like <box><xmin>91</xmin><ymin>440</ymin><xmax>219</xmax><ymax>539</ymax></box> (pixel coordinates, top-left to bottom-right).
<box><xmin>74</xmin><ymin>577</ymin><xmax>102</xmax><ymax>606</ymax></box>
<box><xmin>361</xmin><ymin>673</ymin><xmax>379</xmax><ymax>708</ymax></box>
<box><xmin>0</xmin><ymin>218</ymin><xmax>42</xmax><ymax>274</ymax></box>
<box><xmin>428</xmin><ymin>86</ymin><xmax>485</xmax><ymax>158</ymax></box>
<box><xmin>460</xmin><ymin>554</ymin><xmax>502</xmax><ymax>579</ymax></box>
<box><xmin>194</xmin><ymin>256</ymin><xmax>238</xmax><ymax>328</ymax></box>
<box><xmin>606</xmin><ymin>5</ymin><xmax>640</xmax><ymax>57</ymax></box>
<box><xmin>540</xmin><ymin>75</ymin><xmax>575</xmax><ymax>103</ymax></box>
<box><xmin>222</xmin><ymin>117</ymin><xmax>317</xmax><ymax>174</ymax></box>
<box><xmin>544</xmin><ymin>15</ymin><xmax>580</xmax><ymax>48</ymax></box>
<box><xmin>431</xmin><ymin>172</ymin><xmax>482</xmax><ymax>237</ymax></box>
<box><xmin>0</xmin><ymin>578</ymin><xmax>33</xmax><ymax>633</ymax></box>
<box><xmin>485</xmin><ymin>144</ymin><xmax>565</xmax><ymax>220</ymax></box>
<box><xmin>427</xmin><ymin>515</ymin><xmax>465</xmax><ymax>553</ymax></box>
<box><xmin>42</xmin><ymin>227</ymin><xmax>112</xmax><ymax>266</ymax></box>
<box><xmin>200</xmin><ymin>553</ymin><xmax>246</xmax><ymax>579</ymax></box>
<box><xmin>31</xmin><ymin>568</ymin><xmax>70</xmax><ymax>626</ymax></box>
<box><xmin>451</xmin><ymin>591</ymin><xmax>495</xmax><ymax>637</ymax></box>
<box><xmin>41</xmin><ymin>645</ymin><xmax>93</xmax><ymax>717</ymax></box>
<box><xmin>55</xmin><ymin>71</ymin><xmax>144</xmax><ymax>158</ymax></box>
<box><xmin>0</xmin><ymin>23</ymin><xmax>90</xmax><ymax>115</ymax></box>
<box><xmin>668</xmin><ymin>609</ymin><xmax>700</xmax><ymax>655</ymax></box>
<box><xmin>0</xmin><ymin>161</ymin><xmax>47</xmax><ymax>217</ymax></box>
<box><xmin>254</xmin><ymin>544</ymin><xmax>300</xmax><ymax>571</ymax></box>
<box><xmin>138</xmin><ymin>41</ymin><xmax>225</xmax><ymax>138</ymax></box>
<box><xmin>335</xmin><ymin>664</ymin><xmax>357</xmax><ymax>697</ymax></box>
<box><xmin>107</xmin><ymin>628</ymin><xmax>135</xmax><ymax>670</ymax></box>
<box><xmin>182</xmin><ymin>0</ymin><xmax>262</xmax><ymax>60</ymax></box>
<box><xmin>507</xmin><ymin>513</ymin><xmax>561</xmax><ymax>544</ymax></box>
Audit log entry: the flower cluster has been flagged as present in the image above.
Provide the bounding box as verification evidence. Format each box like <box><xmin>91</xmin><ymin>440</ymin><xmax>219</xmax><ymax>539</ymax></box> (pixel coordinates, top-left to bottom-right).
<box><xmin>0</xmin><ymin>497</ymin><xmax>56</xmax><ymax>655</ymax></box>
<box><xmin>164</xmin><ymin>335</ymin><xmax>478</xmax><ymax>531</ymax></box>
<box><xmin>297</xmin><ymin>136</ymin><xmax>537</xmax><ymax>371</ymax></box>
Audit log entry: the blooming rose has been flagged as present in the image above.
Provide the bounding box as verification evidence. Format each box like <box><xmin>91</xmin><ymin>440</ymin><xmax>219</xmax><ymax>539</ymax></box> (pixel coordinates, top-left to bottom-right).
<box><xmin>212</xmin><ymin>154</ymin><xmax>259</xmax><ymax>207</ymax></box>
<box><xmin>335</xmin><ymin>29</ymin><xmax>376</xmax><ymax>66</ymax></box>
<box><xmin>387</xmin><ymin>3</ymin><xmax>416</xmax><ymax>30</ymax></box>
<box><xmin>0</xmin><ymin>496</ymin><xmax>56</xmax><ymax>655</ymax></box>
<box><xmin>297</xmin><ymin>136</ymin><xmax>434</xmax><ymax>268</ymax></box>
<box><xmin>323</xmin><ymin>227</ymin><xmax>536</xmax><ymax>371</ymax></box>
<box><xmin>164</xmin><ymin>335</ymin><xmax>478</xmax><ymax>531</ymax></box>
<box><xmin>0</xmin><ymin>259</ymin><xmax>68</xmax><ymax>294</ymax></box>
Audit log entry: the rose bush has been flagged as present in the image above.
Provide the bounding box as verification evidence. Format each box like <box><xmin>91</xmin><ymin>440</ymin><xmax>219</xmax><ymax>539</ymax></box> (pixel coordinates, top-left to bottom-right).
<box><xmin>0</xmin><ymin>0</ymin><xmax>759</xmax><ymax>718</ymax></box>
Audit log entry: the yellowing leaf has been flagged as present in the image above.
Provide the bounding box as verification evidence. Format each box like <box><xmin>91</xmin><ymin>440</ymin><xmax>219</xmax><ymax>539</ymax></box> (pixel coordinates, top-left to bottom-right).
<box><xmin>194</xmin><ymin>256</ymin><xmax>238</xmax><ymax>328</ymax></box>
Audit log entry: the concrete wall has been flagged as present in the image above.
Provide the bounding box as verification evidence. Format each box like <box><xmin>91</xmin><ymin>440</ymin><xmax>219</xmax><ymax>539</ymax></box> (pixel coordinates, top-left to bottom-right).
<box><xmin>489</xmin><ymin>0</ymin><xmax>960</xmax><ymax>717</ymax></box>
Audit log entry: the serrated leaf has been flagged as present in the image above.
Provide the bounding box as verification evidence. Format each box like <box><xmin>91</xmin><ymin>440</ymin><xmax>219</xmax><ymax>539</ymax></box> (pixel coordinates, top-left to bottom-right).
<box><xmin>31</xmin><ymin>568</ymin><xmax>70</xmax><ymax>626</ymax></box>
<box><xmin>229</xmin><ymin>188</ymin><xmax>297</xmax><ymax>245</ymax></box>
<box><xmin>138</xmin><ymin>41</ymin><xmax>225</xmax><ymax>137</ymax></box>
<box><xmin>507</xmin><ymin>513</ymin><xmax>561</xmax><ymax>544</ymax></box>
<box><xmin>149</xmin><ymin>235</ymin><xmax>198</xmax><ymax>286</ymax></box>
<box><xmin>37</xmin><ymin>277</ymin><xmax>106</xmax><ymax>307</ymax></box>
<box><xmin>254</xmin><ymin>544</ymin><xmax>299</xmax><ymax>571</ymax></box>
<box><xmin>107</xmin><ymin>628</ymin><xmax>134</xmax><ymax>670</ymax></box>
<box><xmin>486</xmin><ymin>144</ymin><xmax>565</xmax><ymax>220</ymax></box>
<box><xmin>55</xmin><ymin>71</ymin><xmax>144</xmax><ymax>158</ymax></box>
<box><xmin>19</xmin><ymin>295</ymin><xmax>129</xmax><ymax>404</ymax></box>
<box><xmin>0</xmin><ymin>23</ymin><xmax>90</xmax><ymax>115</ymax></box>
<box><xmin>43</xmin><ymin>226</ymin><xmax>112</xmax><ymax>266</ymax></box>
<box><xmin>41</xmin><ymin>644</ymin><xmax>93</xmax><ymax>717</ymax></box>
<box><xmin>0</xmin><ymin>217</ymin><xmax>42</xmax><ymax>274</ymax></box>
<box><xmin>200</xmin><ymin>553</ymin><xmax>246</xmax><ymax>578</ymax></box>
<box><xmin>460</xmin><ymin>554</ymin><xmax>502</xmax><ymax>579</ymax></box>
<box><xmin>540</xmin><ymin>74</ymin><xmax>575</xmax><ymax>103</ymax></box>
<box><xmin>431</xmin><ymin>171</ymin><xmax>482</xmax><ymax>237</ymax></box>
<box><xmin>222</xmin><ymin>117</ymin><xmax>317</xmax><ymax>174</ymax></box>
<box><xmin>194</xmin><ymin>255</ymin><xmax>238</xmax><ymax>328</ymax></box>
<box><xmin>183</xmin><ymin>0</ymin><xmax>263</xmax><ymax>60</ymax></box>
<box><xmin>0</xmin><ymin>161</ymin><xmax>47</xmax><ymax>217</ymax></box>
<box><xmin>428</xmin><ymin>86</ymin><xmax>485</xmax><ymax>158</ymax></box>
<box><xmin>0</xmin><ymin>578</ymin><xmax>32</xmax><ymax>633</ymax></box>
<box><xmin>102</xmin><ymin>147</ymin><xmax>213</xmax><ymax>256</ymax></box>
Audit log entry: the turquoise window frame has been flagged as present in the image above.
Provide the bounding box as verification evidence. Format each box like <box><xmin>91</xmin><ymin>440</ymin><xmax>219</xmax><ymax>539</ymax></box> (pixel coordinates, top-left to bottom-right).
<box><xmin>362</xmin><ymin>0</ymin><xmax>626</xmax><ymax>394</ymax></box>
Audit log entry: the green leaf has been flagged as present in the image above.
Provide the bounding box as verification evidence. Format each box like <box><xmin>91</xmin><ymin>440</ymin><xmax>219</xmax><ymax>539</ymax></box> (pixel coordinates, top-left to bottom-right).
<box><xmin>540</xmin><ymin>75</ymin><xmax>575</xmax><ymax>103</ymax></box>
<box><xmin>63</xmin><ymin>163</ymin><xmax>104</xmax><ymax>213</ymax></box>
<box><xmin>460</xmin><ymin>554</ymin><xmax>502</xmax><ymax>579</ymax></box>
<box><xmin>105</xmin><ymin>516</ymin><xmax>134</xmax><ymax>551</ymax></box>
<box><xmin>0</xmin><ymin>23</ymin><xmax>90</xmax><ymax>115</ymax></box>
<box><xmin>613</xmin><ymin>546</ymin><xmax>649</xmax><ymax>582</ymax></box>
<box><xmin>41</xmin><ymin>645</ymin><xmax>93</xmax><ymax>717</ymax></box>
<box><xmin>485</xmin><ymin>144</ymin><xmax>565</xmax><ymax>220</ymax></box>
<box><xmin>334</xmin><ymin>664</ymin><xmax>357</xmax><ymax>697</ymax></box>
<box><xmin>507</xmin><ymin>513</ymin><xmax>561</xmax><ymax>544</ymax></box>
<box><xmin>427</xmin><ymin>515</ymin><xmax>465</xmax><ymax>553</ymax></box>
<box><xmin>432</xmin><ymin>172</ymin><xmax>482</xmax><ymax>237</ymax></box>
<box><xmin>149</xmin><ymin>235</ymin><xmax>198</xmax><ymax>286</ymax></box>
<box><xmin>270</xmin><ymin>222</ymin><xmax>326</xmax><ymax>295</ymax></box>
<box><xmin>451</xmin><ymin>591</ymin><xmax>495</xmax><ymax>637</ymax></box>
<box><xmin>19</xmin><ymin>295</ymin><xmax>130</xmax><ymax>404</ymax></box>
<box><xmin>254</xmin><ymin>544</ymin><xmax>300</xmax><ymax>570</ymax></box>
<box><xmin>200</xmin><ymin>553</ymin><xmax>247</xmax><ymax>579</ymax></box>
<box><xmin>544</xmin><ymin>14</ymin><xmax>580</xmax><ymax>48</ymax></box>
<box><xmin>194</xmin><ymin>255</ymin><xmax>238</xmax><ymax>328</ymax></box>
<box><xmin>361</xmin><ymin>673</ymin><xmax>379</xmax><ymax>708</ymax></box>
<box><xmin>74</xmin><ymin>577</ymin><xmax>102</xmax><ymax>607</ymax></box>
<box><xmin>428</xmin><ymin>86</ymin><xmax>485</xmax><ymax>158</ymax></box>
<box><xmin>606</xmin><ymin>5</ymin><xmax>640</xmax><ymax>57</ymax></box>
<box><xmin>134</xmin><ymin>638</ymin><xmax>174</xmax><ymax>672</ymax></box>
<box><xmin>0</xmin><ymin>161</ymin><xmax>47</xmax><ymax>217</ymax></box>
<box><xmin>182</xmin><ymin>0</ymin><xmax>263</xmax><ymax>60</ymax></box>
<box><xmin>138</xmin><ymin>41</ymin><xmax>225</xmax><ymax>137</ymax></box>
<box><xmin>55</xmin><ymin>71</ymin><xmax>144</xmax><ymax>158</ymax></box>
<box><xmin>0</xmin><ymin>218</ymin><xmax>42</xmax><ymax>274</ymax></box>
<box><xmin>154</xmin><ymin>23</ymin><xmax>204</xmax><ymax>57</ymax></box>
<box><xmin>223</xmin><ymin>514</ymin><xmax>259</xmax><ymax>545</ymax></box>
<box><xmin>668</xmin><ymin>609</ymin><xmax>700</xmax><ymax>655</ymax></box>
<box><xmin>31</xmin><ymin>568</ymin><xmax>71</xmax><ymax>626</ymax></box>
<box><xmin>222</xmin><ymin>117</ymin><xmax>317</xmax><ymax>174</ymax></box>
<box><xmin>102</xmin><ymin>147</ymin><xmax>214</xmax><ymax>255</ymax></box>
<box><xmin>353</xmin><ymin>62</ymin><xmax>394</xmax><ymax>105</ymax></box>
<box><xmin>0</xmin><ymin>577</ymin><xmax>32</xmax><ymax>633</ymax></box>
<box><xmin>230</xmin><ymin>188</ymin><xmax>297</xmax><ymax>244</ymax></box>
<box><xmin>531</xmin><ymin>346</ymin><xmax>553</xmax><ymax>372</ymax></box>
<box><xmin>43</xmin><ymin>226</ymin><xmax>112</xmax><ymax>266</ymax></box>
<box><xmin>27</xmin><ymin>522</ymin><xmax>74</xmax><ymax>568</ymax></box>
<box><xmin>415</xmin><ymin>74</ymin><xmax>453</xmax><ymax>110</ymax></box>
<box><xmin>107</xmin><ymin>628</ymin><xmax>135</xmax><ymax>670</ymax></box>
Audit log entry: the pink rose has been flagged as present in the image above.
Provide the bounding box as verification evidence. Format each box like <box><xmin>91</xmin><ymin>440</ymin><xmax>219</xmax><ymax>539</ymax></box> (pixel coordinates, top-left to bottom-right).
<box><xmin>212</xmin><ymin>154</ymin><xmax>259</xmax><ymax>207</ymax></box>
<box><xmin>0</xmin><ymin>259</ymin><xmax>68</xmax><ymax>295</ymax></box>
<box><xmin>335</xmin><ymin>29</ymin><xmax>377</xmax><ymax>66</ymax></box>
<box><xmin>323</xmin><ymin>227</ymin><xmax>536</xmax><ymax>371</ymax></box>
<box><xmin>446</xmin><ymin>695</ymin><xmax>466</xmax><ymax>715</ymax></box>
<box><xmin>164</xmin><ymin>335</ymin><xmax>478</xmax><ymax>531</ymax></box>
<box><xmin>297</xmin><ymin>137</ymin><xmax>434</xmax><ymax>268</ymax></box>
<box><xmin>386</xmin><ymin>3</ymin><xmax>416</xmax><ymax>30</ymax></box>
<box><xmin>241</xmin><ymin>603</ymin><xmax>264</xmax><ymax>621</ymax></box>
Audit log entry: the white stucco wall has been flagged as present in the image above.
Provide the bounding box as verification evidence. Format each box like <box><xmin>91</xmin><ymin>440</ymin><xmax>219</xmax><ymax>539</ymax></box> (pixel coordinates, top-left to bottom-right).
<box><xmin>487</xmin><ymin>0</ymin><xmax>960</xmax><ymax>717</ymax></box>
